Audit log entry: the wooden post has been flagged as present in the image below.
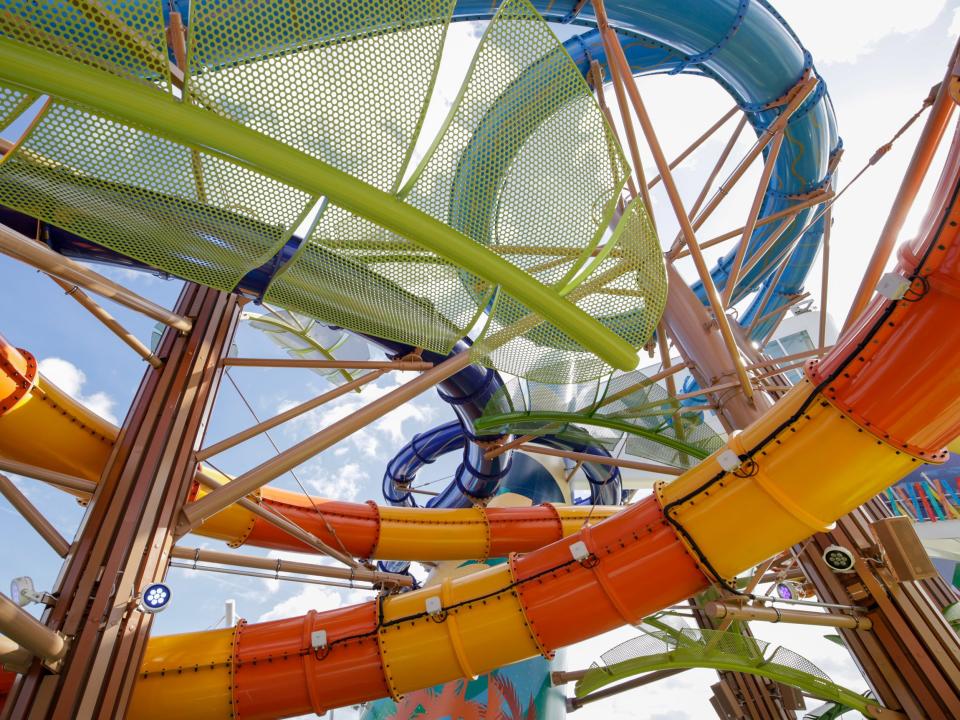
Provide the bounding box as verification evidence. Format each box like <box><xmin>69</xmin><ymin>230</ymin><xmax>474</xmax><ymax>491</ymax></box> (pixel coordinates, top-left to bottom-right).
<box><xmin>794</xmin><ymin>499</ymin><xmax>960</xmax><ymax>718</ymax></box>
<box><xmin>4</xmin><ymin>284</ymin><xmax>239</xmax><ymax>720</ymax></box>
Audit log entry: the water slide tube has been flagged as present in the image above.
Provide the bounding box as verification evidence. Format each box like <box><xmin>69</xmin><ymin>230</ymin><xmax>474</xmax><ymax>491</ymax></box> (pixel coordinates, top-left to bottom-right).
<box><xmin>0</xmin><ymin>342</ymin><xmax>618</xmax><ymax>562</ymax></box>
<box><xmin>103</xmin><ymin>116</ymin><xmax>960</xmax><ymax>720</ymax></box>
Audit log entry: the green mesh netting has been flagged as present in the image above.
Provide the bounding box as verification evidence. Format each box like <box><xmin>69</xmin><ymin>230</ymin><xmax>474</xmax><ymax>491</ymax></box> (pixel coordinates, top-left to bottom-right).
<box><xmin>0</xmin><ymin>0</ymin><xmax>171</xmax><ymax>87</ymax></box>
<box><xmin>576</xmin><ymin>625</ymin><xmax>877</xmax><ymax>717</ymax></box>
<box><xmin>0</xmin><ymin>86</ymin><xmax>29</xmax><ymax>130</ymax></box>
<box><xmin>242</xmin><ymin>307</ymin><xmax>374</xmax><ymax>387</ymax></box>
<box><xmin>0</xmin><ymin>104</ymin><xmax>311</xmax><ymax>291</ymax></box>
<box><xmin>186</xmin><ymin>0</ymin><xmax>451</xmax><ymax>192</ymax></box>
<box><xmin>475</xmin><ymin>355</ymin><xmax>725</xmax><ymax>469</ymax></box>
<box><xmin>0</xmin><ymin>0</ymin><xmax>668</xmax><ymax>382</ymax></box>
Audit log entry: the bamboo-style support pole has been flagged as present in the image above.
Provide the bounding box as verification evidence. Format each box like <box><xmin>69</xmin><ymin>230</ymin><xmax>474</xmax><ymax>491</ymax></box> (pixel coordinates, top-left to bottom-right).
<box><xmin>749</xmin><ymin>359</ymin><xmax>808</xmax><ymax>381</ymax></box>
<box><xmin>169</xmin><ymin>546</ymin><xmax>412</xmax><ymax>588</ymax></box>
<box><xmin>674</xmin><ymin>74</ymin><xmax>820</xmax><ymax>252</ymax></box>
<box><xmin>818</xmin><ymin>208</ymin><xmax>833</xmax><ymax>350</ymax></box>
<box><xmin>0</xmin><ymin>474</ymin><xmax>70</xmax><ymax>557</ymax></box>
<box><xmin>0</xmin><ymin>457</ymin><xmax>96</xmax><ymax>495</ymax></box>
<box><xmin>0</xmin><ymin>225</ymin><xmax>192</xmax><ymax>332</ymax></box>
<box><xmin>46</xmin><ymin>275</ymin><xmax>162</xmax><ymax>368</ymax></box>
<box><xmin>721</xmin><ymin>131</ymin><xmax>786</xmax><ymax>306</ymax></box>
<box><xmin>733</xmin><ymin>216</ymin><xmax>796</xmax><ymax>283</ymax></box>
<box><xmin>680</xmin><ymin>190</ymin><xmax>833</xmax><ymax>257</ymax></box>
<box><xmin>745</xmin><ymin>292</ymin><xmax>810</xmax><ymax>331</ymax></box>
<box><xmin>516</xmin><ymin>444</ymin><xmax>683</xmax><ymax>477</ymax></box>
<box><xmin>0</xmin><ymin>592</ymin><xmax>67</xmax><ymax>664</ymax></box>
<box><xmin>668</xmin><ymin>115</ymin><xmax>749</xmax><ymax>259</ymax></box>
<box><xmin>745</xmin><ymin>254</ymin><xmax>792</xmax><ymax>338</ymax></box>
<box><xmin>484</xmin><ymin>434</ymin><xmax>537</xmax><ymax>461</ymax></box>
<box><xmin>0</xmin><ymin>635</ymin><xmax>33</xmax><ymax>673</ymax></box>
<box><xmin>190</xmin><ymin>472</ymin><xmax>362</xmax><ymax>569</ymax></box>
<box><xmin>197</xmin><ymin>370</ymin><xmax>387</xmax><ymax>461</ymax></box>
<box><xmin>844</xmin><ymin>42</ymin><xmax>960</xmax><ymax>331</ymax></box>
<box><xmin>744</xmin><ymin>346</ymin><xmax>832</xmax><ymax>370</ymax></box>
<box><xmin>706</xmin><ymin>601</ymin><xmax>873</xmax><ymax>631</ymax></box>
<box><xmin>601</xmin><ymin>31</ymin><xmax>655</xmax><ymax>221</ymax></box>
<box><xmin>648</xmin><ymin>106</ymin><xmax>740</xmax><ymax>189</ymax></box>
<box><xmin>590</xmin><ymin>59</ymin><xmax>639</xmax><ymax>199</ymax></box>
<box><xmin>594</xmin><ymin>0</ymin><xmax>754</xmax><ymax>400</ymax></box>
<box><xmin>567</xmin><ymin>669</ymin><xmax>687</xmax><ymax>709</ymax></box>
<box><xmin>221</xmin><ymin>357</ymin><xmax>433</xmax><ymax>370</ymax></box>
<box><xmin>181</xmin><ymin>352</ymin><xmax>473</xmax><ymax>531</ymax></box>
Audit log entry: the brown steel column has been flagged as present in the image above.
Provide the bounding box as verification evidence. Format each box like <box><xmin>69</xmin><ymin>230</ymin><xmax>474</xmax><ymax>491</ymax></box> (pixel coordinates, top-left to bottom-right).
<box><xmin>794</xmin><ymin>499</ymin><xmax>960</xmax><ymax>719</ymax></box>
<box><xmin>3</xmin><ymin>283</ymin><xmax>240</xmax><ymax>720</ymax></box>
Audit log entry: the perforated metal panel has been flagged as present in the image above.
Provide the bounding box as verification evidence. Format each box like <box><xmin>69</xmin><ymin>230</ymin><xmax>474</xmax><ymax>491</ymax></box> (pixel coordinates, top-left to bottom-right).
<box><xmin>0</xmin><ymin>0</ymin><xmax>668</xmax><ymax>382</ymax></box>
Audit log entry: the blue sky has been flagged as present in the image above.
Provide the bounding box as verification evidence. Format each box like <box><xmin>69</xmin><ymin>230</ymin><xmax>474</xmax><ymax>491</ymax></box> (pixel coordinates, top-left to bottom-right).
<box><xmin>3</xmin><ymin>1</ymin><xmax>960</xmax><ymax>718</ymax></box>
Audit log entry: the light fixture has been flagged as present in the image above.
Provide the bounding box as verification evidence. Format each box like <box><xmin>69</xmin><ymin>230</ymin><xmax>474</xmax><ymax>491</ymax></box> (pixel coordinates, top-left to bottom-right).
<box><xmin>822</xmin><ymin>545</ymin><xmax>856</xmax><ymax>573</ymax></box>
<box><xmin>137</xmin><ymin>582</ymin><xmax>172</xmax><ymax>614</ymax></box>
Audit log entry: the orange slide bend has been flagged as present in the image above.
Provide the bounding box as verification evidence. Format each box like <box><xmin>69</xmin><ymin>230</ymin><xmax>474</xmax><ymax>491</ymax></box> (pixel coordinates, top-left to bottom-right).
<box><xmin>3</xmin><ymin>128</ymin><xmax>960</xmax><ymax>719</ymax></box>
<box><xmin>0</xmin><ymin>355</ymin><xmax>617</xmax><ymax>562</ymax></box>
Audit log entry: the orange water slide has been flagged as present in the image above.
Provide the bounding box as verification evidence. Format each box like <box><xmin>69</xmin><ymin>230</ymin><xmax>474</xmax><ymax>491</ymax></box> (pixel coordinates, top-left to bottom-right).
<box><xmin>0</xmin><ymin>338</ymin><xmax>617</xmax><ymax>562</ymax></box>
<box><xmin>114</xmin><ymin>119</ymin><xmax>960</xmax><ymax>719</ymax></box>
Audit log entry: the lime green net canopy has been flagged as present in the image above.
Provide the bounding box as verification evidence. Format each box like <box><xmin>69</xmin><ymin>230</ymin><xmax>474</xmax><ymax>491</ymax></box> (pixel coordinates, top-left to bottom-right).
<box><xmin>0</xmin><ymin>0</ymin><xmax>667</xmax><ymax>382</ymax></box>
<box><xmin>475</xmin><ymin>362</ymin><xmax>725</xmax><ymax>469</ymax></box>
<box><xmin>576</xmin><ymin>624</ymin><xmax>877</xmax><ymax>717</ymax></box>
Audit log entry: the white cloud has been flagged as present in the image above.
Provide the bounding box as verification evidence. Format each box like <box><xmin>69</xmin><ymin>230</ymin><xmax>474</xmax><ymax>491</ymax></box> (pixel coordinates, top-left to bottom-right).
<box><xmin>277</xmin><ymin>374</ymin><xmax>436</xmax><ymax>458</ymax></box>
<box><xmin>258</xmin><ymin>584</ymin><xmax>371</xmax><ymax>622</ymax></box>
<box><xmin>775</xmin><ymin>0</ymin><xmax>946</xmax><ymax>64</ymax></box>
<box><xmin>38</xmin><ymin>357</ymin><xmax>118</xmax><ymax>423</ymax></box>
<box><xmin>304</xmin><ymin>462</ymin><xmax>368</xmax><ymax>502</ymax></box>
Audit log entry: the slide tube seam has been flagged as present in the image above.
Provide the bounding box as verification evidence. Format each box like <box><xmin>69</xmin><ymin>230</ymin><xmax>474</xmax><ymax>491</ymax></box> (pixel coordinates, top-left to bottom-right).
<box><xmin>658</xmin><ymin>174</ymin><xmax>959</xmax><ymax>583</ymax></box>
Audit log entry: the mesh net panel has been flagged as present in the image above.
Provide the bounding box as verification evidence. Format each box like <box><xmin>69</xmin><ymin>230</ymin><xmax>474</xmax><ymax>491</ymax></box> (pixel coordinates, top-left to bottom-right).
<box><xmin>1</xmin><ymin>0</ymin><xmax>668</xmax><ymax>382</ymax></box>
<box><xmin>579</xmin><ymin>625</ymin><xmax>867</xmax><ymax>711</ymax></box>
<box><xmin>0</xmin><ymin>0</ymin><xmax>170</xmax><ymax>87</ymax></box>
<box><xmin>0</xmin><ymin>86</ymin><xmax>28</xmax><ymax>131</ymax></box>
<box><xmin>243</xmin><ymin>308</ymin><xmax>376</xmax><ymax>387</ymax></box>
<box><xmin>0</xmin><ymin>102</ymin><xmax>310</xmax><ymax>291</ymax></box>
<box><xmin>476</xmin><ymin>355</ymin><xmax>725</xmax><ymax>468</ymax></box>
<box><xmin>187</xmin><ymin>0</ymin><xmax>452</xmax><ymax>192</ymax></box>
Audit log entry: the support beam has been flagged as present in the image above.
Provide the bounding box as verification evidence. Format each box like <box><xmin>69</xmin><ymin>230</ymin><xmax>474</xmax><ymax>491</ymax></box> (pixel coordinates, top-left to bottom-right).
<box><xmin>168</xmin><ymin>546</ymin><xmax>411</xmax><ymax>588</ymax></box>
<box><xmin>46</xmin><ymin>275</ymin><xmax>162</xmax><ymax>369</ymax></box>
<box><xmin>483</xmin><ymin>434</ymin><xmax>537</xmax><ymax>461</ymax></box>
<box><xmin>844</xmin><ymin>41</ymin><xmax>960</xmax><ymax>330</ymax></box>
<box><xmin>0</xmin><ymin>224</ymin><xmax>192</xmax><ymax>332</ymax></box>
<box><xmin>647</xmin><ymin>106</ymin><xmax>740</xmax><ymax>189</ymax></box>
<box><xmin>0</xmin><ymin>593</ymin><xmax>66</xmax><ymax>666</ymax></box>
<box><xmin>567</xmin><ymin>669</ymin><xmax>687</xmax><ymax>710</ymax></box>
<box><xmin>594</xmin><ymin>0</ymin><xmax>754</xmax><ymax>400</ymax></box>
<box><xmin>706</xmin><ymin>601</ymin><xmax>873</xmax><ymax>630</ymax></box>
<box><xmin>678</xmin><ymin>190</ymin><xmax>833</xmax><ymax>257</ymax></box>
<box><xmin>221</xmin><ymin>358</ymin><xmax>432</xmax><ymax>371</ymax></box>
<box><xmin>191</xmin><ymin>472</ymin><xmax>362</xmax><ymax>569</ymax></box>
<box><xmin>600</xmin><ymin>25</ymin><xmax>654</xmax><ymax>221</ymax></box>
<box><xmin>196</xmin><ymin>369</ymin><xmax>387</xmax><ymax>461</ymax></box>
<box><xmin>0</xmin><ymin>458</ymin><xmax>96</xmax><ymax>495</ymax></box>
<box><xmin>4</xmin><ymin>284</ymin><xmax>238</xmax><ymax>719</ymax></box>
<box><xmin>180</xmin><ymin>352</ymin><xmax>473</xmax><ymax>531</ymax></box>
<box><xmin>721</xmin><ymin>130</ymin><xmax>786</xmax><ymax>307</ymax></box>
<box><xmin>514</xmin><ymin>444</ymin><xmax>683</xmax><ymax>476</ymax></box>
<box><xmin>673</xmin><ymin>74</ymin><xmax>820</xmax><ymax>252</ymax></box>
<box><xmin>0</xmin><ymin>474</ymin><xmax>70</xmax><ymax>557</ymax></box>
<box><xmin>744</xmin><ymin>346</ymin><xmax>833</xmax><ymax>371</ymax></box>
<box><xmin>818</xmin><ymin>209</ymin><xmax>833</xmax><ymax>350</ymax></box>
<box><xmin>670</xmin><ymin>114</ymin><xmax>749</xmax><ymax>258</ymax></box>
